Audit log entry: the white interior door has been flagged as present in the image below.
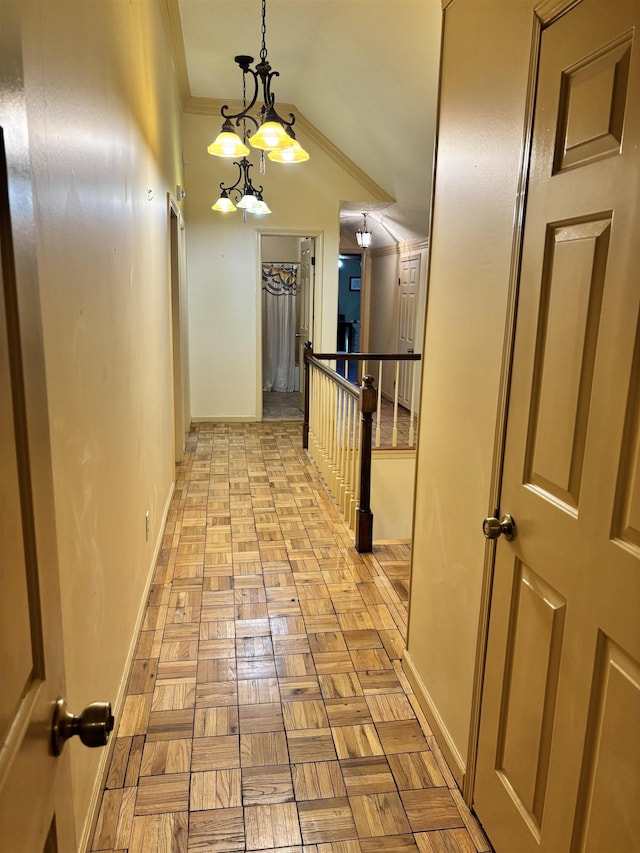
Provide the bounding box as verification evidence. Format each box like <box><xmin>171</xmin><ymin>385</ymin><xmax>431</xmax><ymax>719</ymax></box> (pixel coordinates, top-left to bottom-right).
<box><xmin>0</xmin><ymin>8</ymin><xmax>74</xmax><ymax>848</ymax></box>
<box><xmin>475</xmin><ymin>2</ymin><xmax>639</xmax><ymax>851</ymax></box>
<box><xmin>397</xmin><ymin>255</ymin><xmax>419</xmax><ymax>409</ymax></box>
<box><xmin>297</xmin><ymin>237</ymin><xmax>314</xmax><ymax>408</ymax></box>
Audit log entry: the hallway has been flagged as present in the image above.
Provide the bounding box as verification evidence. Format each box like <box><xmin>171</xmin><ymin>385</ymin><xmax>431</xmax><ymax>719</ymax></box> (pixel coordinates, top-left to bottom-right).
<box><xmin>90</xmin><ymin>422</ymin><xmax>490</xmax><ymax>852</ymax></box>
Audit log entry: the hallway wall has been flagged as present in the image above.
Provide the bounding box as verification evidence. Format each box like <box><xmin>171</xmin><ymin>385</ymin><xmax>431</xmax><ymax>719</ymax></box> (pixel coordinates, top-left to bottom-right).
<box><xmin>19</xmin><ymin>0</ymin><xmax>184</xmax><ymax>844</ymax></box>
<box><xmin>406</xmin><ymin>0</ymin><xmax>537</xmax><ymax>783</ymax></box>
<box><xmin>182</xmin><ymin>111</ymin><xmax>386</xmax><ymax>420</ymax></box>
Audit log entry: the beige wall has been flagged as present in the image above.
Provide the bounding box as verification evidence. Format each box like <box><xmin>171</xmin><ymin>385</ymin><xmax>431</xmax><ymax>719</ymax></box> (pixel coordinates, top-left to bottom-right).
<box><xmin>20</xmin><ymin>0</ymin><xmax>184</xmax><ymax>844</ymax></box>
<box><xmin>405</xmin><ymin>0</ymin><xmax>535</xmax><ymax>782</ymax></box>
<box><xmin>371</xmin><ymin>451</ymin><xmax>416</xmax><ymax>541</ymax></box>
<box><xmin>262</xmin><ymin>235</ymin><xmax>303</xmax><ymax>263</ymax></box>
<box><xmin>182</xmin><ymin>111</ymin><xmax>385</xmax><ymax>419</ymax></box>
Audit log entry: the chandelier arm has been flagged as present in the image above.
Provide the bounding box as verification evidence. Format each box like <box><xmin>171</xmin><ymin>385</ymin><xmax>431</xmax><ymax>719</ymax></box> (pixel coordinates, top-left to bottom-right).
<box><xmin>254</xmin><ymin>62</ymin><xmax>295</xmax><ymax>131</ymax></box>
<box><xmin>220</xmin><ymin>74</ymin><xmax>260</xmax><ymax>123</ymax></box>
<box><xmin>219</xmin><ymin>160</ymin><xmax>245</xmax><ymax>195</ymax></box>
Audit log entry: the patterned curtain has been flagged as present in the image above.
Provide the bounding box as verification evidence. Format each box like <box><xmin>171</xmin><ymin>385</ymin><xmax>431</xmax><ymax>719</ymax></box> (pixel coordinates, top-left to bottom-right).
<box><xmin>262</xmin><ymin>263</ymin><xmax>299</xmax><ymax>295</ymax></box>
<box><xmin>262</xmin><ymin>263</ymin><xmax>300</xmax><ymax>392</ymax></box>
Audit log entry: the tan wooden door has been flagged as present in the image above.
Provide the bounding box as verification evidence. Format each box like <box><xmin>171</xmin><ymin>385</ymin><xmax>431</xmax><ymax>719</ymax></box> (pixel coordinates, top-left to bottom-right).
<box><xmin>396</xmin><ymin>255</ymin><xmax>420</xmax><ymax>410</ymax></box>
<box><xmin>0</xmin><ymin>6</ymin><xmax>74</xmax><ymax>849</ymax></box>
<box><xmin>297</xmin><ymin>237</ymin><xmax>314</xmax><ymax>408</ymax></box>
<box><xmin>474</xmin><ymin>2</ymin><xmax>639</xmax><ymax>851</ymax></box>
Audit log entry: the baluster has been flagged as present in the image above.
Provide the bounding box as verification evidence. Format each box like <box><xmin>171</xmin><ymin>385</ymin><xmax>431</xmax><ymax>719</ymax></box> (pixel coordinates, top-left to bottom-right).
<box><xmin>392</xmin><ymin>361</ymin><xmax>400</xmax><ymax>447</ymax></box>
<box><xmin>350</xmin><ymin>393</ymin><xmax>359</xmax><ymax>529</ymax></box>
<box><xmin>409</xmin><ymin>360</ymin><xmax>416</xmax><ymax>447</ymax></box>
<box><xmin>308</xmin><ymin>366</ymin><xmax>316</xmax><ymax>457</ymax></box>
<box><xmin>338</xmin><ymin>387</ymin><xmax>347</xmax><ymax>508</ymax></box>
<box><xmin>322</xmin><ymin>373</ymin><xmax>329</xmax><ymax>483</ymax></box>
<box><xmin>318</xmin><ymin>372</ymin><xmax>325</xmax><ymax>478</ymax></box>
<box><xmin>375</xmin><ymin>360</ymin><xmax>382</xmax><ymax>448</ymax></box>
<box><xmin>347</xmin><ymin>393</ymin><xmax>355</xmax><ymax>514</ymax></box>
<box><xmin>330</xmin><ymin>380</ymin><xmax>338</xmax><ymax>494</ymax></box>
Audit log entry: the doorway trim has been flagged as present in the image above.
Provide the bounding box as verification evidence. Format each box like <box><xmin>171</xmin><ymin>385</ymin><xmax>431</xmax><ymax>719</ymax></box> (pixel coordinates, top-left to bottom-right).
<box><xmin>464</xmin><ymin>0</ymin><xmax>585</xmax><ymax>804</ymax></box>
<box><xmin>167</xmin><ymin>194</ymin><xmax>188</xmax><ymax>465</ymax></box>
<box><xmin>255</xmin><ymin>228</ymin><xmax>323</xmax><ymax>421</ymax></box>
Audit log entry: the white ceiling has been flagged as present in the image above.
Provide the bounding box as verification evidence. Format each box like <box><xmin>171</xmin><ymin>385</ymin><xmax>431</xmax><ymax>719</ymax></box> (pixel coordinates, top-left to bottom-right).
<box><xmin>179</xmin><ymin>0</ymin><xmax>443</xmax><ymax>248</ymax></box>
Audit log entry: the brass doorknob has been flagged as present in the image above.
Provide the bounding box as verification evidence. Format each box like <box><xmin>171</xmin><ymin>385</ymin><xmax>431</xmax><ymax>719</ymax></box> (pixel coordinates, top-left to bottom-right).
<box><xmin>482</xmin><ymin>513</ymin><xmax>515</xmax><ymax>541</ymax></box>
<box><xmin>52</xmin><ymin>698</ymin><xmax>114</xmax><ymax>756</ymax></box>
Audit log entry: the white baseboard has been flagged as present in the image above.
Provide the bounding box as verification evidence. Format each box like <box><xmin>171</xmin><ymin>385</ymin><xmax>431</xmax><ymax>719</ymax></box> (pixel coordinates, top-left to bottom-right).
<box><xmin>191</xmin><ymin>415</ymin><xmax>258</xmax><ymax>423</ymax></box>
<box><xmin>402</xmin><ymin>648</ymin><xmax>466</xmax><ymax>788</ymax></box>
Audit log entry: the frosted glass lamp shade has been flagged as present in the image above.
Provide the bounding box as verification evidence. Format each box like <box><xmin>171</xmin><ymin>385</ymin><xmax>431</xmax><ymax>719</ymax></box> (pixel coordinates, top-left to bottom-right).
<box><xmin>212</xmin><ymin>192</ymin><xmax>236</xmax><ymax>212</ymax></box>
<box><xmin>207</xmin><ymin>120</ymin><xmax>249</xmax><ymax>158</ymax></box>
<box><xmin>268</xmin><ymin>138</ymin><xmax>309</xmax><ymax>163</ymax></box>
<box><xmin>252</xmin><ymin>196</ymin><xmax>271</xmax><ymax>215</ymax></box>
<box><xmin>237</xmin><ymin>191</ymin><xmax>259</xmax><ymax>210</ymax></box>
<box><xmin>250</xmin><ymin>120</ymin><xmax>291</xmax><ymax>151</ymax></box>
<box><xmin>356</xmin><ymin>229</ymin><xmax>372</xmax><ymax>248</ymax></box>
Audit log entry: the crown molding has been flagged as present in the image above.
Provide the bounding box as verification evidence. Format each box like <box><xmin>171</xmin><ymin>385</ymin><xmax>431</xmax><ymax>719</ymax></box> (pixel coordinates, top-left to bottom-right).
<box><xmin>368</xmin><ymin>238</ymin><xmax>428</xmax><ymax>258</ymax></box>
<box><xmin>184</xmin><ymin>96</ymin><xmax>395</xmax><ymax>203</ymax></box>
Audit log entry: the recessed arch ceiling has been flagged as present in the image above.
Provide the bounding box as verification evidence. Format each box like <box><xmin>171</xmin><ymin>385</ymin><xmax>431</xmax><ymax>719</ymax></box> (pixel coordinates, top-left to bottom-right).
<box><xmin>179</xmin><ymin>0</ymin><xmax>442</xmax><ymax>247</ymax></box>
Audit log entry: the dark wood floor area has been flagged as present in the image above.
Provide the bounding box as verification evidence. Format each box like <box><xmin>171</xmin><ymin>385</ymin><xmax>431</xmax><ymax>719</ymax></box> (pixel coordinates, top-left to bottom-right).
<box><xmin>90</xmin><ymin>422</ymin><xmax>490</xmax><ymax>853</ymax></box>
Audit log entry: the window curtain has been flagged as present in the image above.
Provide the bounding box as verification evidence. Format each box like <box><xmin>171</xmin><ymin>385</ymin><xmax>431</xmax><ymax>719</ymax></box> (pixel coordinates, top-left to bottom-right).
<box><xmin>262</xmin><ymin>262</ymin><xmax>299</xmax><ymax>392</ymax></box>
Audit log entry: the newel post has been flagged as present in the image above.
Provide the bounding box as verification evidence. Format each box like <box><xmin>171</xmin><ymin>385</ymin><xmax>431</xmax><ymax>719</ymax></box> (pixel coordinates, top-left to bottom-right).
<box><xmin>302</xmin><ymin>341</ymin><xmax>312</xmax><ymax>449</ymax></box>
<box><xmin>356</xmin><ymin>374</ymin><xmax>376</xmax><ymax>553</ymax></box>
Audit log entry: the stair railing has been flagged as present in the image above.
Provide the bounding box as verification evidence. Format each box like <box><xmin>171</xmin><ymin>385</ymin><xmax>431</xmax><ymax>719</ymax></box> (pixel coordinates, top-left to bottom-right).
<box><xmin>302</xmin><ymin>343</ymin><xmax>421</xmax><ymax>552</ymax></box>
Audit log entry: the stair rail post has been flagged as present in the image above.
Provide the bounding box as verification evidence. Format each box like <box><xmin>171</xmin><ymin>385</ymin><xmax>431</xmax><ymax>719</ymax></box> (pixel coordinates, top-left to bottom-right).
<box><xmin>302</xmin><ymin>341</ymin><xmax>313</xmax><ymax>449</ymax></box>
<box><xmin>355</xmin><ymin>374</ymin><xmax>376</xmax><ymax>552</ymax></box>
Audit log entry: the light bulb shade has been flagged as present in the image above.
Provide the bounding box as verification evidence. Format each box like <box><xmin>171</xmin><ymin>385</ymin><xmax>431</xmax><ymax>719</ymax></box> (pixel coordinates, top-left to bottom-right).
<box><xmin>356</xmin><ymin>230</ymin><xmax>372</xmax><ymax>248</ymax></box>
<box><xmin>267</xmin><ymin>138</ymin><xmax>310</xmax><ymax>163</ymax></box>
<box><xmin>207</xmin><ymin>120</ymin><xmax>249</xmax><ymax>157</ymax></box>
<box><xmin>252</xmin><ymin>197</ymin><xmax>272</xmax><ymax>215</ymax></box>
<box><xmin>212</xmin><ymin>193</ymin><xmax>236</xmax><ymax>213</ymax></box>
<box><xmin>249</xmin><ymin>120</ymin><xmax>291</xmax><ymax>151</ymax></box>
<box><xmin>208</xmin><ymin>132</ymin><xmax>249</xmax><ymax>158</ymax></box>
<box><xmin>237</xmin><ymin>191</ymin><xmax>259</xmax><ymax>210</ymax></box>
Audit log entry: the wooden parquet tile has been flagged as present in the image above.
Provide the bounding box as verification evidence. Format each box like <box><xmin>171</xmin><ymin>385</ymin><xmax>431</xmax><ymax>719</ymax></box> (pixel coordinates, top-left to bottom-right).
<box><xmin>91</xmin><ymin>422</ymin><xmax>490</xmax><ymax>853</ymax></box>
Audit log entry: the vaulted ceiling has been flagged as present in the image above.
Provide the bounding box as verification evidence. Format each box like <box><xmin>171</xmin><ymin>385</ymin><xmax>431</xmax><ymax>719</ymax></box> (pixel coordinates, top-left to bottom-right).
<box><xmin>177</xmin><ymin>0</ymin><xmax>443</xmax><ymax>248</ymax></box>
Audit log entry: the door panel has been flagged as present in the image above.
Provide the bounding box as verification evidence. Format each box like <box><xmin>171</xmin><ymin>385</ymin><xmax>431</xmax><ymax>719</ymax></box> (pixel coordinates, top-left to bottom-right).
<box><xmin>0</xmin><ymin>5</ymin><xmax>72</xmax><ymax>849</ymax></box>
<box><xmin>475</xmin><ymin>2</ymin><xmax>639</xmax><ymax>851</ymax></box>
<box><xmin>397</xmin><ymin>255</ymin><xmax>419</xmax><ymax>409</ymax></box>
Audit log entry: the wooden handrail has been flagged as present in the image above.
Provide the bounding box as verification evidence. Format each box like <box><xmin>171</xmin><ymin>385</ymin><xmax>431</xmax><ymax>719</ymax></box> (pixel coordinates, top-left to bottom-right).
<box><xmin>306</xmin><ymin>355</ymin><xmax>360</xmax><ymax>395</ymax></box>
<box><xmin>311</xmin><ymin>351</ymin><xmax>421</xmax><ymax>361</ymax></box>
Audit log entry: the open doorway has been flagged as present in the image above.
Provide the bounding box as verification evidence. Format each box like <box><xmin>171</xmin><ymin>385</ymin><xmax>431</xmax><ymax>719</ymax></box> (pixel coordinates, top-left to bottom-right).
<box><xmin>337</xmin><ymin>253</ymin><xmax>361</xmax><ymax>381</ymax></box>
<box><xmin>260</xmin><ymin>233</ymin><xmax>315</xmax><ymax>421</ymax></box>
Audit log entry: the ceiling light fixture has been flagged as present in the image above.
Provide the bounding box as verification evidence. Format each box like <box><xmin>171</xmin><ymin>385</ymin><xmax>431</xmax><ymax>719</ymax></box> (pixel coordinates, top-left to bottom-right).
<box><xmin>356</xmin><ymin>213</ymin><xmax>373</xmax><ymax>248</ymax></box>
<box><xmin>207</xmin><ymin>0</ymin><xmax>309</xmax><ymax>163</ymax></box>
<box><xmin>212</xmin><ymin>158</ymin><xmax>271</xmax><ymax>217</ymax></box>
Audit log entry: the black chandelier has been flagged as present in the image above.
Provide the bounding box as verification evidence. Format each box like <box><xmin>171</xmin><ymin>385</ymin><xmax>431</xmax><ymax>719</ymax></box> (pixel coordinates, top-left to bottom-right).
<box><xmin>207</xmin><ymin>0</ymin><xmax>309</xmax><ymax>164</ymax></box>
<box><xmin>211</xmin><ymin>157</ymin><xmax>270</xmax><ymax>216</ymax></box>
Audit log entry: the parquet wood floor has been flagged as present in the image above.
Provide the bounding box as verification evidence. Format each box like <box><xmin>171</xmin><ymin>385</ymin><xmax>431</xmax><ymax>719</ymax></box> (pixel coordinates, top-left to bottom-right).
<box><xmin>91</xmin><ymin>422</ymin><xmax>491</xmax><ymax>853</ymax></box>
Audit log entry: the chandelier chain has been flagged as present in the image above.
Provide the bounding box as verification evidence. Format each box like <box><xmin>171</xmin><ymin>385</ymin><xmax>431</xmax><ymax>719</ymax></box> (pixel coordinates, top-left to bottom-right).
<box><xmin>242</xmin><ymin>71</ymin><xmax>247</xmax><ymax>142</ymax></box>
<box><xmin>260</xmin><ymin>0</ymin><xmax>267</xmax><ymax>62</ymax></box>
